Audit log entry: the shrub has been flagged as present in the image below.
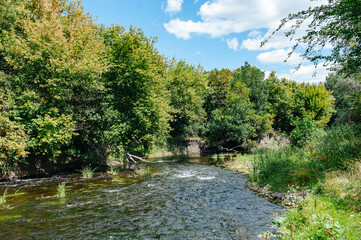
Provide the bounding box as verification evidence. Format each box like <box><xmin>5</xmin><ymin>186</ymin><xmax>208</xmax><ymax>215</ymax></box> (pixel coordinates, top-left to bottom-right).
<box><xmin>290</xmin><ymin>115</ymin><xmax>317</xmax><ymax>147</ymax></box>
<box><xmin>279</xmin><ymin>195</ymin><xmax>361</xmax><ymax>239</ymax></box>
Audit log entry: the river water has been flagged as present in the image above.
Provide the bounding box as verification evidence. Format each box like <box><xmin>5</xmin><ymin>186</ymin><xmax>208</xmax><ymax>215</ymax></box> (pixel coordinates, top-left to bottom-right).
<box><xmin>0</xmin><ymin>155</ymin><xmax>283</xmax><ymax>239</ymax></box>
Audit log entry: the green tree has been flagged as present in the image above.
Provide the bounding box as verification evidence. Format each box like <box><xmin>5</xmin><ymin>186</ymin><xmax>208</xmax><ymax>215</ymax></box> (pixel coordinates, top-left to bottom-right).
<box><xmin>266</xmin><ymin>72</ymin><xmax>335</xmax><ymax>132</ymax></box>
<box><xmin>101</xmin><ymin>25</ymin><xmax>171</xmax><ymax>157</ymax></box>
<box><xmin>207</xmin><ymin>79</ymin><xmax>273</xmax><ymax>150</ymax></box>
<box><xmin>233</xmin><ymin>62</ymin><xmax>269</xmax><ymax>113</ymax></box>
<box><xmin>0</xmin><ymin>0</ymin><xmax>107</xmax><ymax>162</ymax></box>
<box><xmin>325</xmin><ymin>73</ymin><xmax>361</xmax><ymax>124</ymax></box>
<box><xmin>264</xmin><ymin>0</ymin><xmax>361</xmax><ymax>74</ymax></box>
<box><xmin>204</xmin><ymin>68</ymin><xmax>233</xmax><ymax>117</ymax></box>
<box><xmin>166</xmin><ymin>60</ymin><xmax>208</xmax><ymax>139</ymax></box>
<box><xmin>0</xmin><ymin>72</ymin><xmax>28</xmax><ymax>174</ymax></box>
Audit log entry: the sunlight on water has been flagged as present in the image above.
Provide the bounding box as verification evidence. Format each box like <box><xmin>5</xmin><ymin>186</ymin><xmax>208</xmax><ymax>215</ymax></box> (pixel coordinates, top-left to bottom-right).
<box><xmin>0</xmin><ymin>156</ymin><xmax>283</xmax><ymax>239</ymax></box>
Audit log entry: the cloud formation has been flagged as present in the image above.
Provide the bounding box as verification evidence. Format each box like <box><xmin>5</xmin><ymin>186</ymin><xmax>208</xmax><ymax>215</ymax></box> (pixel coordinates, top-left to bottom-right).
<box><xmin>226</xmin><ymin>38</ymin><xmax>239</xmax><ymax>51</ymax></box>
<box><xmin>165</xmin><ymin>0</ymin><xmax>184</xmax><ymax>13</ymax></box>
<box><xmin>164</xmin><ymin>0</ymin><xmax>323</xmax><ymax>39</ymax></box>
<box><xmin>257</xmin><ymin>48</ymin><xmax>304</xmax><ymax>65</ymax></box>
<box><xmin>280</xmin><ymin>64</ymin><xmax>330</xmax><ymax>83</ymax></box>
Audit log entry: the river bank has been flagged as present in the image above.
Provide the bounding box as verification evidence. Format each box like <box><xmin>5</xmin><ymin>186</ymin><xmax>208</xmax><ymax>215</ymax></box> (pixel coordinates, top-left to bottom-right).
<box><xmin>219</xmin><ymin>141</ymin><xmax>361</xmax><ymax>239</ymax></box>
<box><xmin>1</xmin><ymin>139</ymin><xmax>212</xmax><ymax>182</ymax></box>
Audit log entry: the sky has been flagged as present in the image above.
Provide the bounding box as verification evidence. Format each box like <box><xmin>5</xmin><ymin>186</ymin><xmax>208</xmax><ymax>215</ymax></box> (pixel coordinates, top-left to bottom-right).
<box><xmin>82</xmin><ymin>0</ymin><xmax>330</xmax><ymax>83</ymax></box>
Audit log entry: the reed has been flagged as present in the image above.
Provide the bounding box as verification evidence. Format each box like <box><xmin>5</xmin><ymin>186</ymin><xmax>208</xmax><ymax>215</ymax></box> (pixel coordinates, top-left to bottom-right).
<box><xmin>57</xmin><ymin>183</ymin><xmax>66</xmax><ymax>197</ymax></box>
<box><xmin>81</xmin><ymin>166</ymin><xmax>96</xmax><ymax>178</ymax></box>
<box><xmin>0</xmin><ymin>188</ymin><xmax>8</xmax><ymax>204</ymax></box>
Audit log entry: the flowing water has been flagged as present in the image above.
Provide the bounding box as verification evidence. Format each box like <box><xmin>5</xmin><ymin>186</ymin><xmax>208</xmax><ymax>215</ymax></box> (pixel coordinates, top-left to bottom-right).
<box><xmin>0</xmin><ymin>155</ymin><xmax>283</xmax><ymax>239</ymax></box>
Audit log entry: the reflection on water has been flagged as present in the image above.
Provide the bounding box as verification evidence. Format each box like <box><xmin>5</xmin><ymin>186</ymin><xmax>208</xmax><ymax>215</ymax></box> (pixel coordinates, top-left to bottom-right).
<box><xmin>0</xmin><ymin>156</ymin><xmax>283</xmax><ymax>239</ymax></box>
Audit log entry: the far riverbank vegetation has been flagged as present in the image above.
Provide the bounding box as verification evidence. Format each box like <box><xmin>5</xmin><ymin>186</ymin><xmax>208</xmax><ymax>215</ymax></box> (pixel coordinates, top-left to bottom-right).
<box><xmin>0</xmin><ymin>0</ymin><xmax>360</xmax><ymax>239</ymax></box>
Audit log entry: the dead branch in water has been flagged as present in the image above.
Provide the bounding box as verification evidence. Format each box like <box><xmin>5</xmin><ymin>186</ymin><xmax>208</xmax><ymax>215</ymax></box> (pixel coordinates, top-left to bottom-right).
<box><xmin>125</xmin><ymin>153</ymin><xmax>151</xmax><ymax>163</ymax></box>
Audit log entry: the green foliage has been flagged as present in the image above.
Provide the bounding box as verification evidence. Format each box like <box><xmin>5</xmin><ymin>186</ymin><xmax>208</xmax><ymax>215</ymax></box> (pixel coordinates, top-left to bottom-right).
<box><xmin>28</xmin><ymin>109</ymin><xmax>75</xmax><ymax>162</ymax></box>
<box><xmin>266</xmin><ymin>72</ymin><xmax>335</xmax><ymax>133</ymax></box>
<box><xmin>233</xmin><ymin>62</ymin><xmax>269</xmax><ymax>113</ymax></box>
<box><xmin>101</xmin><ymin>25</ymin><xmax>171</xmax><ymax>156</ymax></box>
<box><xmin>57</xmin><ymin>183</ymin><xmax>66</xmax><ymax>197</ymax></box>
<box><xmin>80</xmin><ymin>166</ymin><xmax>96</xmax><ymax>179</ymax></box>
<box><xmin>204</xmin><ymin>68</ymin><xmax>233</xmax><ymax>116</ymax></box>
<box><xmin>205</xmin><ymin>64</ymin><xmax>273</xmax><ymax>150</ymax></box>
<box><xmin>135</xmin><ymin>166</ymin><xmax>150</xmax><ymax>176</ymax></box>
<box><xmin>207</xmin><ymin>94</ymin><xmax>256</xmax><ymax>149</ymax></box>
<box><xmin>279</xmin><ymin>195</ymin><xmax>361</xmax><ymax>239</ymax></box>
<box><xmin>323</xmin><ymin>162</ymin><xmax>361</xmax><ymax>210</ymax></box>
<box><xmin>314</xmin><ymin>124</ymin><xmax>361</xmax><ymax>170</ymax></box>
<box><xmin>0</xmin><ymin>113</ymin><xmax>28</xmax><ymax>173</ymax></box>
<box><xmin>252</xmin><ymin>124</ymin><xmax>361</xmax><ymax>191</ymax></box>
<box><xmin>166</xmin><ymin>60</ymin><xmax>208</xmax><ymax>139</ymax></box>
<box><xmin>325</xmin><ymin>73</ymin><xmax>361</xmax><ymax>124</ymax></box>
<box><xmin>108</xmin><ymin>166</ymin><xmax>120</xmax><ymax>175</ymax></box>
<box><xmin>0</xmin><ymin>188</ymin><xmax>7</xmax><ymax>204</ymax></box>
<box><xmin>0</xmin><ymin>0</ymin><xmax>107</xmax><ymax>167</ymax></box>
<box><xmin>264</xmin><ymin>0</ymin><xmax>361</xmax><ymax>75</ymax></box>
<box><xmin>290</xmin><ymin>115</ymin><xmax>317</xmax><ymax>147</ymax></box>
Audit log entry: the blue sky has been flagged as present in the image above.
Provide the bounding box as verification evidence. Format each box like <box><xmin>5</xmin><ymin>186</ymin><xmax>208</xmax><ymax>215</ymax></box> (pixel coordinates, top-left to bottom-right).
<box><xmin>82</xmin><ymin>0</ymin><xmax>329</xmax><ymax>83</ymax></box>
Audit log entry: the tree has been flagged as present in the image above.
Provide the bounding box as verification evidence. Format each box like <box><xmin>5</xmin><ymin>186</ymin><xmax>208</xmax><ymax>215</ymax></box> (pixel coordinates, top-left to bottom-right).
<box><xmin>0</xmin><ymin>72</ymin><xmax>28</xmax><ymax>174</ymax></box>
<box><xmin>325</xmin><ymin>73</ymin><xmax>361</xmax><ymax>124</ymax></box>
<box><xmin>233</xmin><ymin>62</ymin><xmax>269</xmax><ymax>113</ymax></box>
<box><xmin>0</xmin><ymin>0</ymin><xmax>107</xmax><ymax>162</ymax></box>
<box><xmin>204</xmin><ymin>68</ymin><xmax>233</xmax><ymax>117</ymax></box>
<box><xmin>266</xmin><ymin>72</ymin><xmax>335</xmax><ymax>132</ymax></box>
<box><xmin>264</xmin><ymin>0</ymin><xmax>361</xmax><ymax>74</ymax></box>
<box><xmin>101</xmin><ymin>25</ymin><xmax>171</xmax><ymax>157</ymax></box>
<box><xmin>206</xmin><ymin>73</ymin><xmax>273</xmax><ymax>151</ymax></box>
<box><xmin>166</xmin><ymin>60</ymin><xmax>208</xmax><ymax>139</ymax></box>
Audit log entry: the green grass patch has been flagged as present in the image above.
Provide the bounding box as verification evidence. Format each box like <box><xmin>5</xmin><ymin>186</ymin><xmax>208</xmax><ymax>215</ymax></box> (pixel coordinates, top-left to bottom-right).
<box><xmin>278</xmin><ymin>194</ymin><xmax>361</xmax><ymax>239</ymax></box>
<box><xmin>57</xmin><ymin>183</ymin><xmax>66</xmax><ymax>197</ymax></box>
<box><xmin>252</xmin><ymin>124</ymin><xmax>361</xmax><ymax>192</ymax></box>
<box><xmin>108</xmin><ymin>166</ymin><xmax>120</xmax><ymax>175</ymax></box>
<box><xmin>135</xmin><ymin>166</ymin><xmax>150</xmax><ymax>176</ymax></box>
<box><xmin>80</xmin><ymin>166</ymin><xmax>96</xmax><ymax>178</ymax></box>
<box><xmin>0</xmin><ymin>188</ymin><xmax>8</xmax><ymax>204</ymax></box>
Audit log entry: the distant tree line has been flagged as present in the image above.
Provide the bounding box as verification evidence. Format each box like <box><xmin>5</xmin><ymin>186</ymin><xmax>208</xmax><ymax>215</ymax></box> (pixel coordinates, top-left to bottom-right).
<box><xmin>0</xmin><ymin>0</ymin><xmax>358</xmax><ymax>177</ymax></box>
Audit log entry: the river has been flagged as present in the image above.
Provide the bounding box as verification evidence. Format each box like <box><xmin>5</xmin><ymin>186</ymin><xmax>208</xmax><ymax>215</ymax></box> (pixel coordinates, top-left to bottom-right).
<box><xmin>0</xmin><ymin>155</ymin><xmax>283</xmax><ymax>239</ymax></box>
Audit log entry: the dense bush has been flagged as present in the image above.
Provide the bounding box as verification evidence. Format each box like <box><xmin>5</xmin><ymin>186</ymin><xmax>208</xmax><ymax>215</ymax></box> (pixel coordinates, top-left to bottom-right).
<box><xmin>253</xmin><ymin>124</ymin><xmax>361</xmax><ymax>191</ymax></box>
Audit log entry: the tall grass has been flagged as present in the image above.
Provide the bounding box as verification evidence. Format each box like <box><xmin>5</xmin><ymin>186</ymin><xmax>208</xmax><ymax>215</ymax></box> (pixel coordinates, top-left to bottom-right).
<box><xmin>80</xmin><ymin>166</ymin><xmax>96</xmax><ymax>178</ymax></box>
<box><xmin>279</xmin><ymin>194</ymin><xmax>361</xmax><ymax>239</ymax></box>
<box><xmin>252</xmin><ymin>124</ymin><xmax>361</xmax><ymax>191</ymax></box>
<box><xmin>108</xmin><ymin>166</ymin><xmax>120</xmax><ymax>175</ymax></box>
<box><xmin>323</xmin><ymin>161</ymin><xmax>361</xmax><ymax>210</ymax></box>
<box><xmin>57</xmin><ymin>183</ymin><xmax>66</xmax><ymax>197</ymax></box>
<box><xmin>0</xmin><ymin>188</ymin><xmax>8</xmax><ymax>204</ymax></box>
<box><xmin>135</xmin><ymin>166</ymin><xmax>150</xmax><ymax>176</ymax></box>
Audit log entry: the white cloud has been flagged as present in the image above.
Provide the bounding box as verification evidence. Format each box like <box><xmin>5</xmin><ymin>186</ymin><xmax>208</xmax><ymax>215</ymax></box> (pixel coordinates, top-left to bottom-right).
<box><xmin>226</xmin><ymin>37</ymin><xmax>239</xmax><ymax>51</ymax></box>
<box><xmin>279</xmin><ymin>64</ymin><xmax>330</xmax><ymax>83</ymax></box>
<box><xmin>164</xmin><ymin>0</ymin><xmax>325</xmax><ymax>39</ymax></box>
<box><xmin>165</xmin><ymin>0</ymin><xmax>184</xmax><ymax>13</ymax></box>
<box><xmin>247</xmin><ymin>30</ymin><xmax>262</xmax><ymax>38</ymax></box>
<box><xmin>241</xmin><ymin>19</ymin><xmax>314</xmax><ymax>51</ymax></box>
<box><xmin>257</xmin><ymin>49</ymin><xmax>304</xmax><ymax>65</ymax></box>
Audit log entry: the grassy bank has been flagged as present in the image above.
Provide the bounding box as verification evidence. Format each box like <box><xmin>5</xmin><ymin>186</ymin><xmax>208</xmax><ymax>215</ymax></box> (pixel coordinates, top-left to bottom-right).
<box><xmin>222</xmin><ymin>124</ymin><xmax>361</xmax><ymax>239</ymax></box>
